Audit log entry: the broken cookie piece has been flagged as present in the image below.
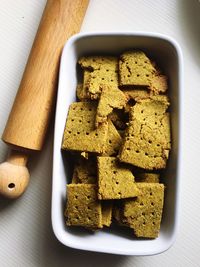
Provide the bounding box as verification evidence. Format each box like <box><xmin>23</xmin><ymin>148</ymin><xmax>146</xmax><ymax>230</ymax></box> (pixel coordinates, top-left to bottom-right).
<box><xmin>119</xmin><ymin>51</ymin><xmax>157</xmax><ymax>87</ymax></box>
<box><xmin>72</xmin><ymin>157</ymin><xmax>97</xmax><ymax>184</ymax></box>
<box><xmin>119</xmin><ymin>98</ymin><xmax>171</xmax><ymax>170</ymax></box>
<box><xmin>119</xmin><ymin>51</ymin><xmax>168</xmax><ymax>93</ymax></box>
<box><xmin>79</xmin><ymin>56</ymin><xmax>119</xmax><ymax>99</ymax></box>
<box><xmin>96</xmin><ymin>85</ymin><xmax>128</xmax><ymax>126</ymax></box>
<box><xmin>122</xmin><ymin>183</ymin><xmax>164</xmax><ymax>238</ymax></box>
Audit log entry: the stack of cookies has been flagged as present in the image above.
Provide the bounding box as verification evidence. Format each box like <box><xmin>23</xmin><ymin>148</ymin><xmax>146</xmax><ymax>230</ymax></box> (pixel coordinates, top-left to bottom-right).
<box><xmin>62</xmin><ymin>51</ymin><xmax>171</xmax><ymax>238</ymax></box>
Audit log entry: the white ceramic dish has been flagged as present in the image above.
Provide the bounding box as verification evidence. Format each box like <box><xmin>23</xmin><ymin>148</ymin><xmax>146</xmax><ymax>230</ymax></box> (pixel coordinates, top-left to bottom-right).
<box><xmin>52</xmin><ymin>32</ymin><xmax>183</xmax><ymax>255</ymax></box>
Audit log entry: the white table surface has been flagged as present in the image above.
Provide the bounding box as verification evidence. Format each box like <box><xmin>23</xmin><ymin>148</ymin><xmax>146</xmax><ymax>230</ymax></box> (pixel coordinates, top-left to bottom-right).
<box><xmin>0</xmin><ymin>1</ymin><xmax>200</xmax><ymax>266</ymax></box>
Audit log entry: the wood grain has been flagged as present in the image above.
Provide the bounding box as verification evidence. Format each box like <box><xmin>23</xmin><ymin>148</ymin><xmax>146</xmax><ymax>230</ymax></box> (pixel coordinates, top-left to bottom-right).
<box><xmin>0</xmin><ymin>150</ymin><xmax>30</xmax><ymax>199</ymax></box>
<box><xmin>0</xmin><ymin>0</ymin><xmax>88</xmax><ymax>198</ymax></box>
<box><xmin>2</xmin><ymin>0</ymin><xmax>89</xmax><ymax>150</ymax></box>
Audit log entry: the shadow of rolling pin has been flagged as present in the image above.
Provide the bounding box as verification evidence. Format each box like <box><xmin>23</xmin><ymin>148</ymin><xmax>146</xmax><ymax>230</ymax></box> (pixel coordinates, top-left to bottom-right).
<box><xmin>0</xmin><ymin>0</ymin><xmax>89</xmax><ymax>199</ymax></box>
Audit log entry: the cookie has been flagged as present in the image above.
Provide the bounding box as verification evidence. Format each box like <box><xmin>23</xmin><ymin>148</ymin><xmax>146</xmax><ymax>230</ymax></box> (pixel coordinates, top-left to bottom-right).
<box><xmin>122</xmin><ymin>183</ymin><xmax>164</xmax><ymax>238</ymax></box>
<box><xmin>79</xmin><ymin>56</ymin><xmax>118</xmax><ymax>99</ymax></box>
<box><xmin>88</xmin><ymin>69</ymin><xmax>119</xmax><ymax>98</ymax></box>
<box><xmin>102</xmin><ymin>120</ymin><xmax>122</xmax><ymax>156</ymax></box>
<box><xmin>65</xmin><ymin>184</ymin><xmax>103</xmax><ymax>229</ymax></box>
<box><xmin>119</xmin><ymin>98</ymin><xmax>171</xmax><ymax>170</ymax></box>
<box><xmin>124</xmin><ymin>92</ymin><xmax>169</xmax><ymax>113</ymax></box>
<box><xmin>119</xmin><ymin>51</ymin><xmax>168</xmax><ymax>93</ymax></box>
<box><xmin>72</xmin><ymin>157</ymin><xmax>97</xmax><ymax>184</ymax></box>
<box><xmin>62</xmin><ymin>102</ymin><xmax>108</xmax><ymax>153</ymax></box>
<box><xmin>96</xmin><ymin>85</ymin><xmax>128</xmax><ymax>126</ymax></box>
<box><xmin>97</xmin><ymin>157</ymin><xmax>139</xmax><ymax>200</ymax></box>
<box><xmin>119</xmin><ymin>51</ymin><xmax>157</xmax><ymax>87</ymax></box>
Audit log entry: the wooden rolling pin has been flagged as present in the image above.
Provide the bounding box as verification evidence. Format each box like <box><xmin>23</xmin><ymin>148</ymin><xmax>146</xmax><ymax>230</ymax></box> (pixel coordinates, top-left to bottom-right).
<box><xmin>0</xmin><ymin>0</ymin><xmax>89</xmax><ymax>199</ymax></box>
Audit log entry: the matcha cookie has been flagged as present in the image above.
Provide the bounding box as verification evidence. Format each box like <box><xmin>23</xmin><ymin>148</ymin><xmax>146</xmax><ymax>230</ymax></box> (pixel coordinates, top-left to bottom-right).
<box><xmin>79</xmin><ymin>56</ymin><xmax>118</xmax><ymax>99</ymax></box>
<box><xmin>97</xmin><ymin>157</ymin><xmax>139</xmax><ymax>200</ymax></box>
<box><xmin>96</xmin><ymin>85</ymin><xmax>128</xmax><ymax>126</ymax></box>
<box><xmin>65</xmin><ymin>184</ymin><xmax>103</xmax><ymax>229</ymax></box>
<box><xmin>119</xmin><ymin>98</ymin><xmax>171</xmax><ymax>170</ymax></box>
<box><xmin>122</xmin><ymin>183</ymin><xmax>164</xmax><ymax>238</ymax></box>
<box><xmin>119</xmin><ymin>51</ymin><xmax>168</xmax><ymax>93</ymax></box>
<box><xmin>102</xmin><ymin>120</ymin><xmax>122</xmax><ymax>156</ymax></box>
<box><xmin>62</xmin><ymin>102</ymin><xmax>108</xmax><ymax>153</ymax></box>
<box><xmin>72</xmin><ymin>157</ymin><xmax>97</xmax><ymax>184</ymax></box>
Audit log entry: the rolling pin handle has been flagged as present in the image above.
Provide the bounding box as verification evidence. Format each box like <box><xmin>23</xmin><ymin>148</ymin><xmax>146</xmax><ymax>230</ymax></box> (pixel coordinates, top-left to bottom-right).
<box><xmin>0</xmin><ymin>150</ymin><xmax>30</xmax><ymax>199</ymax></box>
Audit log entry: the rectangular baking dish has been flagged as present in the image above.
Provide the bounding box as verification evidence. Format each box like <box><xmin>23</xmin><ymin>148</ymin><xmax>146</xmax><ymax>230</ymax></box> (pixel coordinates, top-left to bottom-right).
<box><xmin>52</xmin><ymin>32</ymin><xmax>183</xmax><ymax>255</ymax></box>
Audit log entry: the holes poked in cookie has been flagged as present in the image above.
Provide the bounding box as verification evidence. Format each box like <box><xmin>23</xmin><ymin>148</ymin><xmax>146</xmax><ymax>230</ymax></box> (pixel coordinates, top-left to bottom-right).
<box><xmin>121</xmin><ymin>183</ymin><xmax>164</xmax><ymax>238</ymax></box>
<box><xmin>97</xmin><ymin>156</ymin><xmax>139</xmax><ymax>200</ymax></box>
<box><xmin>66</xmin><ymin>184</ymin><xmax>102</xmax><ymax>228</ymax></box>
<box><xmin>62</xmin><ymin>102</ymin><xmax>108</xmax><ymax>153</ymax></box>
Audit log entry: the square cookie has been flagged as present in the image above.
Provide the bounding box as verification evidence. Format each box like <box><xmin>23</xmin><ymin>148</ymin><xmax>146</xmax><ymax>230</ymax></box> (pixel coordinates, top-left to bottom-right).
<box><xmin>97</xmin><ymin>157</ymin><xmax>139</xmax><ymax>200</ymax></box>
<box><xmin>62</xmin><ymin>102</ymin><xmax>108</xmax><ymax>153</ymax></box>
<box><xmin>65</xmin><ymin>184</ymin><xmax>102</xmax><ymax>229</ymax></box>
<box><xmin>119</xmin><ymin>51</ymin><xmax>157</xmax><ymax>87</ymax></box>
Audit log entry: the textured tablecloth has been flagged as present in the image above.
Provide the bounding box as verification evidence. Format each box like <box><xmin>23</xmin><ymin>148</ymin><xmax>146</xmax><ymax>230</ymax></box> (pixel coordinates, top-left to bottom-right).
<box><xmin>0</xmin><ymin>1</ymin><xmax>200</xmax><ymax>266</ymax></box>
